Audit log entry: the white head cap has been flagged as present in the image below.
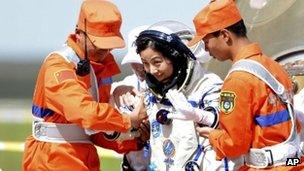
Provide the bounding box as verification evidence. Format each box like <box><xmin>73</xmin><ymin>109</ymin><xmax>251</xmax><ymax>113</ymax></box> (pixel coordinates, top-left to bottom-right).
<box><xmin>121</xmin><ymin>25</ymin><xmax>149</xmax><ymax>65</ymax></box>
<box><xmin>148</xmin><ymin>20</ymin><xmax>211</xmax><ymax>63</ymax></box>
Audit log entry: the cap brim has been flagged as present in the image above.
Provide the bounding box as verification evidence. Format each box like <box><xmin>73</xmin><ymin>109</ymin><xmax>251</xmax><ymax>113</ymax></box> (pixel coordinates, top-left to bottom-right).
<box><xmin>121</xmin><ymin>50</ymin><xmax>142</xmax><ymax>65</ymax></box>
<box><xmin>188</xmin><ymin>34</ymin><xmax>205</xmax><ymax>47</ymax></box>
<box><xmin>88</xmin><ymin>34</ymin><xmax>125</xmax><ymax>49</ymax></box>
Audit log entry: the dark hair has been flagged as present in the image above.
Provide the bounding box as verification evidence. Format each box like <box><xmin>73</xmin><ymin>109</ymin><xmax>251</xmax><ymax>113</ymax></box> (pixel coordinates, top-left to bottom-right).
<box><xmin>135</xmin><ymin>36</ymin><xmax>180</xmax><ymax>62</ymax></box>
<box><xmin>212</xmin><ymin>20</ymin><xmax>247</xmax><ymax>38</ymax></box>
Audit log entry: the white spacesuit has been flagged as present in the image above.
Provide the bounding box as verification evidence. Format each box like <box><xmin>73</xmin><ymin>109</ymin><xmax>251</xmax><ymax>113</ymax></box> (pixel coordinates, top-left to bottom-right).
<box><xmin>135</xmin><ymin>21</ymin><xmax>225</xmax><ymax>171</ymax></box>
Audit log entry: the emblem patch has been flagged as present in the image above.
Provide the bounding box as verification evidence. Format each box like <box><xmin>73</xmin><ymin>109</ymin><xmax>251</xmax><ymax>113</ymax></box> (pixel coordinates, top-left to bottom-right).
<box><xmin>220</xmin><ymin>91</ymin><xmax>236</xmax><ymax>114</ymax></box>
<box><xmin>151</xmin><ymin>120</ymin><xmax>161</xmax><ymax>138</ymax></box>
<box><xmin>162</xmin><ymin>139</ymin><xmax>175</xmax><ymax>166</ymax></box>
<box><xmin>54</xmin><ymin>69</ymin><xmax>76</xmax><ymax>84</ymax></box>
<box><xmin>162</xmin><ymin>139</ymin><xmax>175</xmax><ymax>158</ymax></box>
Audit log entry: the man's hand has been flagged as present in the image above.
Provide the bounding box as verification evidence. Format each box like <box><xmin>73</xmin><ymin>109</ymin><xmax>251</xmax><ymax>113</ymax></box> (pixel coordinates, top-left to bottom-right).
<box><xmin>196</xmin><ymin>126</ymin><xmax>214</xmax><ymax>138</ymax></box>
<box><xmin>137</xmin><ymin>119</ymin><xmax>150</xmax><ymax>143</ymax></box>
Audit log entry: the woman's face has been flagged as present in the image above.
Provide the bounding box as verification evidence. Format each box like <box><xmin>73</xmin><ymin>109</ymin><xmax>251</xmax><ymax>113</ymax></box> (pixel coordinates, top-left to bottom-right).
<box><xmin>140</xmin><ymin>47</ymin><xmax>174</xmax><ymax>83</ymax></box>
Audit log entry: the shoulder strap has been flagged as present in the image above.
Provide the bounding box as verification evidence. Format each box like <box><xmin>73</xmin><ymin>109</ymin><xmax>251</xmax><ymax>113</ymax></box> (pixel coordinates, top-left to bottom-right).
<box><xmin>227</xmin><ymin>59</ymin><xmax>290</xmax><ymax>104</ymax></box>
<box><xmin>55</xmin><ymin>45</ymin><xmax>80</xmax><ymax>67</ymax></box>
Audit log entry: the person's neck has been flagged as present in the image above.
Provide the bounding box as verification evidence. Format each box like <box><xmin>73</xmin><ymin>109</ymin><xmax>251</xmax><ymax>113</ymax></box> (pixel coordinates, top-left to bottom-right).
<box><xmin>230</xmin><ymin>37</ymin><xmax>251</xmax><ymax>61</ymax></box>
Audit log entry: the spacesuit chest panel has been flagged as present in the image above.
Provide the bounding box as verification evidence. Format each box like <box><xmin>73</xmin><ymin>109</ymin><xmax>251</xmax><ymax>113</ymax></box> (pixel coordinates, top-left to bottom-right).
<box><xmin>147</xmin><ymin>96</ymin><xmax>199</xmax><ymax>170</ymax></box>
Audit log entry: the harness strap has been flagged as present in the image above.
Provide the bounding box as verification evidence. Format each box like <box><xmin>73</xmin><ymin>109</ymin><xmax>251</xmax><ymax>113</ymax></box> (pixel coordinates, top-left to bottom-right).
<box><xmin>228</xmin><ymin>59</ymin><xmax>290</xmax><ymax>103</ymax></box>
<box><xmin>32</xmin><ymin>120</ymin><xmax>91</xmax><ymax>143</ymax></box>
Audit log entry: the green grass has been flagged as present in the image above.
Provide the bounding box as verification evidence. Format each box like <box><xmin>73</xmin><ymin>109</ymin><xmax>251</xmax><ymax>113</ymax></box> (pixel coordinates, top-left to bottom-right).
<box><xmin>0</xmin><ymin>123</ymin><xmax>31</xmax><ymax>141</ymax></box>
<box><xmin>101</xmin><ymin>157</ymin><xmax>122</xmax><ymax>171</ymax></box>
<box><xmin>0</xmin><ymin>151</ymin><xmax>122</xmax><ymax>171</ymax></box>
<box><xmin>0</xmin><ymin>122</ymin><xmax>122</xmax><ymax>171</ymax></box>
<box><xmin>0</xmin><ymin>151</ymin><xmax>22</xmax><ymax>171</ymax></box>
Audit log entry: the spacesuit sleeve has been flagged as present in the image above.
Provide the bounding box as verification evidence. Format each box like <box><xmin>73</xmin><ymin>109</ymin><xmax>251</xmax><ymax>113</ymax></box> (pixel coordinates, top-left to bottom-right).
<box><xmin>198</xmin><ymin>73</ymin><xmax>223</xmax><ymax>128</ymax></box>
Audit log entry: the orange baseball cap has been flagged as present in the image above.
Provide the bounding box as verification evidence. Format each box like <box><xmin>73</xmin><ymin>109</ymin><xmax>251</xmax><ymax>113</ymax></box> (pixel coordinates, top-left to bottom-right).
<box><xmin>77</xmin><ymin>0</ymin><xmax>125</xmax><ymax>49</ymax></box>
<box><xmin>189</xmin><ymin>0</ymin><xmax>242</xmax><ymax>46</ymax></box>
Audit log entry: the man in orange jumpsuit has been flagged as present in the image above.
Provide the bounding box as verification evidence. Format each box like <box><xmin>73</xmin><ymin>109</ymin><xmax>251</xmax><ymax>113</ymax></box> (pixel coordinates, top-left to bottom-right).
<box><xmin>187</xmin><ymin>0</ymin><xmax>304</xmax><ymax>170</ymax></box>
<box><xmin>22</xmin><ymin>0</ymin><xmax>147</xmax><ymax>170</ymax></box>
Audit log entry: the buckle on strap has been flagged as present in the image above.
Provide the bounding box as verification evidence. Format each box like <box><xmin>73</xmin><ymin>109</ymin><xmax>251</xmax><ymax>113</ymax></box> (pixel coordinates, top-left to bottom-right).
<box><xmin>265</xmin><ymin>149</ymin><xmax>274</xmax><ymax>166</ymax></box>
<box><xmin>244</xmin><ymin>148</ymin><xmax>274</xmax><ymax>168</ymax></box>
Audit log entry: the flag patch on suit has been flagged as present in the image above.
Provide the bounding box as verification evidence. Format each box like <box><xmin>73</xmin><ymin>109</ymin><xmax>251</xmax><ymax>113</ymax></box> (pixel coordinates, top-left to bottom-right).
<box><xmin>220</xmin><ymin>91</ymin><xmax>236</xmax><ymax>114</ymax></box>
<box><xmin>54</xmin><ymin>69</ymin><xmax>76</xmax><ymax>83</ymax></box>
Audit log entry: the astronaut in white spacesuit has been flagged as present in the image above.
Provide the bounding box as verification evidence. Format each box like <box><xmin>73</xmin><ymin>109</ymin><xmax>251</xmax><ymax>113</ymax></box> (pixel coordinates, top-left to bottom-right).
<box><xmin>134</xmin><ymin>21</ymin><xmax>224</xmax><ymax>171</ymax></box>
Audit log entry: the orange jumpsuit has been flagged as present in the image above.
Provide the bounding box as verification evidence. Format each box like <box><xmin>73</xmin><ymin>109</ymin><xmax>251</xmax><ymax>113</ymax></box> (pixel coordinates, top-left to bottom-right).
<box><xmin>209</xmin><ymin>43</ymin><xmax>304</xmax><ymax>170</ymax></box>
<box><xmin>22</xmin><ymin>35</ymin><xmax>139</xmax><ymax>171</ymax></box>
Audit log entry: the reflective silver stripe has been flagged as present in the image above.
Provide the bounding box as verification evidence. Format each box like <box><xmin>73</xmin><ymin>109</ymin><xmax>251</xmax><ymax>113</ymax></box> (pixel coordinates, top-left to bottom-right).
<box><xmin>56</xmin><ymin>45</ymin><xmax>80</xmax><ymax>67</ymax></box>
<box><xmin>32</xmin><ymin>121</ymin><xmax>91</xmax><ymax>143</ymax></box>
<box><xmin>89</xmin><ymin>65</ymin><xmax>99</xmax><ymax>102</ymax></box>
<box><xmin>227</xmin><ymin>59</ymin><xmax>299</xmax><ymax>168</ymax></box>
<box><xmin>228</xmin><ymin>59</ymin><xmax>287</xmax><ymax>102</ymax></box>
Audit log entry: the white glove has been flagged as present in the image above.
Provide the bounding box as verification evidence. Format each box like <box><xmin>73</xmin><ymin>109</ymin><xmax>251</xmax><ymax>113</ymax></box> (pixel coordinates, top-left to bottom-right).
<box><xmin>166</xmin><ymin>89</ymin><xmax>215</xmax><ymax>126</ymax></box>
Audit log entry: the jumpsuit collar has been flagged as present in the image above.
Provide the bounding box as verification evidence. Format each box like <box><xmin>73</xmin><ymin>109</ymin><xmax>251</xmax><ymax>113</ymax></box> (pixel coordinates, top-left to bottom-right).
<box><xmin>233</xmin><ymin>43</ymin><xmax>262</xmax><ymax>63</ymax></box>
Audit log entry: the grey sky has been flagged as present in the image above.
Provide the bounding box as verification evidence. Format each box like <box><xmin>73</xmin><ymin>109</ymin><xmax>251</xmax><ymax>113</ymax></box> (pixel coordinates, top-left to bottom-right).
<box><xmin>0</xmin><ymin>0</ymin><xmax>207</xmax><ymax>60</ymax></box>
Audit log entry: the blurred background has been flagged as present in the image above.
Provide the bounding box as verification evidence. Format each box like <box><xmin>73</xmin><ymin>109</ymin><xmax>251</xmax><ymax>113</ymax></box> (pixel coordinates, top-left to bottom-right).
<box><xmin>1</xmin><ymin>0</ymin><xmax>304</xmax><ymax>170</ymax></box>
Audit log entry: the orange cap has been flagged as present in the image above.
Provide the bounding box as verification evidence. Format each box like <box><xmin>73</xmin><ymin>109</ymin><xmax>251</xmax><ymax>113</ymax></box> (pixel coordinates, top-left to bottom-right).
<box><xmin>77</xmin><ymin>0</ymin><xmax>125</xmax><ymax>49</ymax></box>
<box><xmin>189</xmin><ymin>0</ymin><xmax>242</xmax><ymax>46</ymax></box>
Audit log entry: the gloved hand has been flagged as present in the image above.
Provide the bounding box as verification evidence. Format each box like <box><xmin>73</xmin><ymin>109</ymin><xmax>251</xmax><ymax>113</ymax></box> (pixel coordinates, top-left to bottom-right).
<box><xmin>166</xmin><ymin>89</ymin><xmax>201</xmax><ymax>122</ymax></box>
<box><xmin>166</xmin><ymin>89</ymin><xmax>215</xmax><ymax>126</ymax></box>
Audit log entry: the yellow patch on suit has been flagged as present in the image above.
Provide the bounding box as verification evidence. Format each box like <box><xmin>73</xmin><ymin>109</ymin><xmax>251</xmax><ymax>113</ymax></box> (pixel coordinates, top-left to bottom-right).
<box><xmin>220</xmin><ymin>91</ymin><xmax>236</xmax><ymax>114</ymax></box>
<box><xmin>54</xmin><ymin>69</ymin><xmax>76</xmax><ymax>84</ymax></box>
